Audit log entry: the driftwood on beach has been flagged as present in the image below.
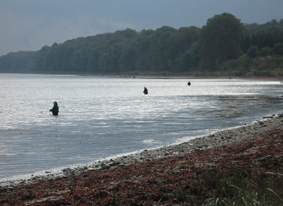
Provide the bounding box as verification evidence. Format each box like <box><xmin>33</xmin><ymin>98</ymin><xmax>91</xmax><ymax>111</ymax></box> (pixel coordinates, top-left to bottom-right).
<box><xmin>0</xmin><ymin>114</ymin><xmax>282</xmax><ymax>205</ymax></box>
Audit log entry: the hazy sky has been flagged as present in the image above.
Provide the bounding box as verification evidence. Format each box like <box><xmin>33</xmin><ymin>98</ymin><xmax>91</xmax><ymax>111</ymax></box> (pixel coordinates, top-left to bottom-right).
<box><xmin>1</xmin><ymin>0</ymin><xmax>283</xmax><ymax>56</ymax></box>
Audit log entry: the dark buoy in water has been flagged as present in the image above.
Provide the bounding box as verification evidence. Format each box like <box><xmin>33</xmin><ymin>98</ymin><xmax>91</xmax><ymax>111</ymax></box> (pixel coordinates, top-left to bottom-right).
<box><xmin>143</xmin><ymin>87</ymin><xmax>148</xmax><ymax>95</ymax></box>
<box><xmin>187</xmin><ymin>81</ymin><xmax>191</xmax><ymax>86</ymax></box>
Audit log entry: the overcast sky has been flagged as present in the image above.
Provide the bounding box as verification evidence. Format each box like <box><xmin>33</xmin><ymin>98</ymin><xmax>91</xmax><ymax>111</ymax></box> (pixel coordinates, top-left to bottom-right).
<box><xmin>1</xmin><ymin>0</ymin><xmax>283</xmax><ymax>56</ymax></box>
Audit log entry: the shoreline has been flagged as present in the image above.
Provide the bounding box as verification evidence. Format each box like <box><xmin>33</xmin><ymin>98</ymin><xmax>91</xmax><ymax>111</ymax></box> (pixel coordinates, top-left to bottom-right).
<box><xmin>0</xmin><ymin>113</ymin><xmax>282</xmax><ymax>205</ymax></box>
<box><xmin>132</xmin><ymin>75</ymin><xmax>283</xmax><ymax>81</ymax></box>
<box><xmin>1</xmin><ymin>113</ymin><xmax>282</xmax><ymax>188</ymax></box>
<box><xmin>84</xmin><ymin>113</ymin><xmax>283</xmax><ymax>172</ymax></box>
<box><xmin>80</xmin><ymin>74</ymin><xmax>283</xmax><ymax>82</ymax></box>
<box><xmin>3</xmin><ymin>72</ymin><xmax>283</xmax><ymax>81</ymax></box>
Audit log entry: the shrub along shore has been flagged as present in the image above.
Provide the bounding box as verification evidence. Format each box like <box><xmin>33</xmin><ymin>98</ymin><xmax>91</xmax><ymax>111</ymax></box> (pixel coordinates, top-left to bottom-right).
<box><xmin>0</xmin><ymin>113</ymin><xmax>283</xmax><ymax>205</ymax></box>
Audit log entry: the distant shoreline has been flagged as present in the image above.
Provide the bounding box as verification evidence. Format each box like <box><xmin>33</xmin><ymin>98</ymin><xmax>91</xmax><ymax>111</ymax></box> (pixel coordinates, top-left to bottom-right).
<box><xmin>129</xmin><ymin>75</ymin><xmax>283</xmax><ymax>81</ymax></box>
<box><xmin>1</xmin><ymin>72</ymin><xmax>283</xmax><ymax>81</ymax></box>
<box><xmin>74</xmin><ymin>74</ymin><xmax>283</xmax><ymax>82</ymax></box>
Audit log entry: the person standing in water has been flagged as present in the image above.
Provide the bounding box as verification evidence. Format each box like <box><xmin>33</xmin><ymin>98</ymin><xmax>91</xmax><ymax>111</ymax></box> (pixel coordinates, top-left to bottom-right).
<box><xmin>50</xmin><ymin>101</ymin><xmax>59</xmax><ymax>115</ymax></box>
<box><xmin>143</xmin><ymin>87</ymin><xmax>148</xmax><ymax>95</ymax></box>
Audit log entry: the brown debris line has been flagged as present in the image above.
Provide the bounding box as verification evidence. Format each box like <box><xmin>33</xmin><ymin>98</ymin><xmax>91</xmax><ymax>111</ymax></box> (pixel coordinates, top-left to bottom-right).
<box><xmin>0</xmin><ymin>129</ymin><xmax>282</xmax><ymax>205</ymax></box>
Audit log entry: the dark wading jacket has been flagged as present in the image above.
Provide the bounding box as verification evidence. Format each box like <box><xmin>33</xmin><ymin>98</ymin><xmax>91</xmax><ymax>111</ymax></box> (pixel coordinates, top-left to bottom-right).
<box><xmin>50</xmin><ymin>104</ymin><xmax>59</xmax><ymax>115</ymax></box>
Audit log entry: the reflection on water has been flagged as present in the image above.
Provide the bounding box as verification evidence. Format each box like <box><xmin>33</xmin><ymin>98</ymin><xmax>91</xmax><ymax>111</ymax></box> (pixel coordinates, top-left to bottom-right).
<box><xmin>0</xmin><ymin>74</ymin><xmax>282</xmax><ymax>181</ymax></box>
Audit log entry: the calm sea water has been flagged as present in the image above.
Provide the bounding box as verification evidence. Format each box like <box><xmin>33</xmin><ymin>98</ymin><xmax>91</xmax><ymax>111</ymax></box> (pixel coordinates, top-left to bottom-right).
<box><xmin>0</xmin><ymin>73</ymin><xmax>283</xmax><ymax>183</ymax></box>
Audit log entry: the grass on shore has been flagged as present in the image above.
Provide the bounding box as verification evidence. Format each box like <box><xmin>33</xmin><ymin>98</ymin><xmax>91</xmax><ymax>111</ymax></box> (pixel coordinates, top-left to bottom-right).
<box><xmin>165</xmin><ymin>170</ymin><xmax>283</xmax><ymax>206</ymax></box>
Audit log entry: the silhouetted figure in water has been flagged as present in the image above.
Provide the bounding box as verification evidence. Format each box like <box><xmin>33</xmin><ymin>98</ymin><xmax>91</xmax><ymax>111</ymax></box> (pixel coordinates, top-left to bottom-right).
<box><xmin>50</xmin><ymin>101</ymin><xmax>59</xmax><ymax>115</ymax></box>
<box><xmin>143</xmin><ymin>87</ymin><xmax>148</xmax><ymax>95</ymax></box>
<box><xmin>187</xmin><ymin>81</ymin><xmax>191</xmax><ymax>86</ymax></box>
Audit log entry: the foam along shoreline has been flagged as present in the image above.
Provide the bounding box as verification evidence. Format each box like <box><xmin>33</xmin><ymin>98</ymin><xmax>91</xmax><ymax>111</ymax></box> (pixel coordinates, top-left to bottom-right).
<box><xmin>1</xmin><ymin>113</ymin><xmax>283</xmax><ymax>188</ymax></box>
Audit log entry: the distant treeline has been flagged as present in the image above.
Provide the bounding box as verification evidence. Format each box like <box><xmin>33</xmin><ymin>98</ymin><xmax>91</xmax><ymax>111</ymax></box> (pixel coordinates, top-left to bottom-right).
<box><xmin>1</xmin><ymin>13</ymin><xmax>283</xmax><ymax>76</ymax></box>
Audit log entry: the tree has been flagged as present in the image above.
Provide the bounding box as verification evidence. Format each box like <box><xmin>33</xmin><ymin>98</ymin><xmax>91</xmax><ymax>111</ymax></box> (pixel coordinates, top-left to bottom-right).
<box><xmin>176</xmin><ymin>26</ymin><xmax>200</xmax><ymax>53</ymax></box>
<box><xmin>272</xmin><ymin>42</ymin><xmax>283</xmax><ymax>55</ymax></box>
<box><xmin>199</xmin><ymin>13</ymin><xmax>245</xmax><ymax>71</ymax></box>
<box><xmin>259</xmin><ymin>47</ymin><xmax>271</xmax><ymax>57</ymax></box>
<box><xmin>149</xmin><ymin>26</ymin><xmax>177</xmax><ymax>71</ymax></box>
<box><xmin>247</xmin><ymin>45</ymin><xmax>259</xmax><ymax>58</ymax></box>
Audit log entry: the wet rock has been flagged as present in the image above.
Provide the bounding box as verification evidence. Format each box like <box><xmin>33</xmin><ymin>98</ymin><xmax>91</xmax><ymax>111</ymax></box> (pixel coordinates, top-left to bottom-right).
<box><xmin>109</xmin><ymin>161</ymin><xmax>120</xmax><ymax>167</ymax></box>
<box><xmin>101</xmin><ymin>164</ymin><xmax>110</xmax><ymax>170</ymax></box>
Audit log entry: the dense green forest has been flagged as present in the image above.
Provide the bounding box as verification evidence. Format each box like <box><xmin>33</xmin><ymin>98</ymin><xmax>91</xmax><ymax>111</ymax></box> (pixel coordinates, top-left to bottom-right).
<box><xmin>1</xmin><ymin>13</ymin><xmax>283</xmax><ymax>76</ymax></box>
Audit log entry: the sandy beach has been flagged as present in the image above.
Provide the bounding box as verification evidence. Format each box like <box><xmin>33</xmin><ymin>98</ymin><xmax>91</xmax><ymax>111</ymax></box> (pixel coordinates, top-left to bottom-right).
<box><xmin>0</xmin><ymin>113</ymin><xmax>282</xmax><ymax>205</ymax></box>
